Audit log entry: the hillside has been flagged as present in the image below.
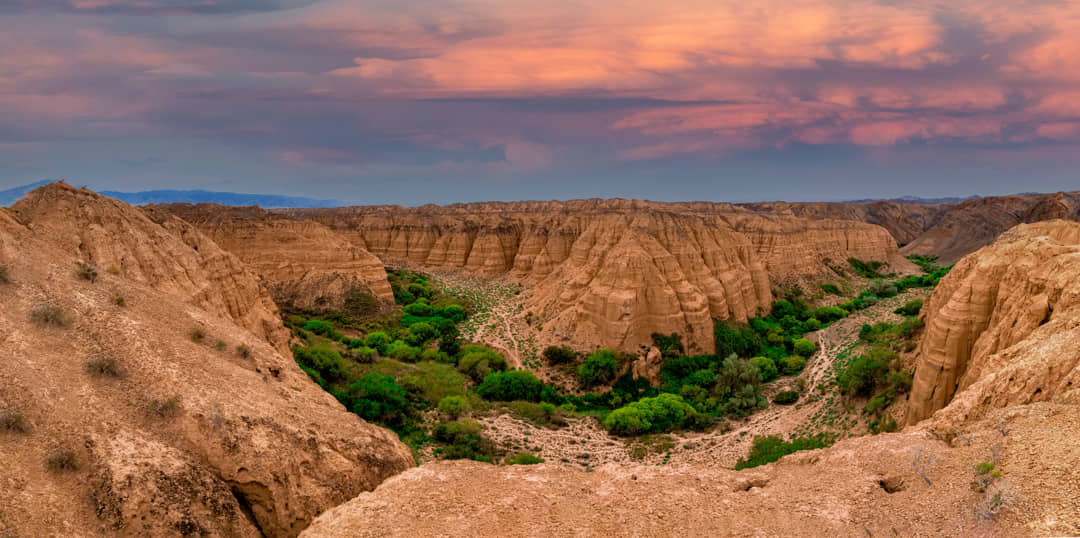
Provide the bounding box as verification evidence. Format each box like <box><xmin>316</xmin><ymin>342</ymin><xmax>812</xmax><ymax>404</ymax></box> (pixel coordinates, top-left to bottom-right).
<box><xmin>283</xmin><ymin>201</ymin><xmax>912</xmax><ymax>355</ymax></box>
<box><xmin>0</xmin><ymin>184</ymin><xmax>412</xmax><ymax>537</ymax></box>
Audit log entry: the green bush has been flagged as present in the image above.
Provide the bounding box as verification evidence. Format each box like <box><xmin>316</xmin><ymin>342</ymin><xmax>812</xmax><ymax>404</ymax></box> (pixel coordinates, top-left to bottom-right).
<box><xmin>385</xmin><ymin>340</ymin><xmax>421</xmax><ymax>361</ymax></box>
<box><xmin>405</xmin><ymin>322</ymin><xmax>437</xmax><ymax>345</ymax></box>
<box><xmin>804</xmin><ymin>318</ymin><xmax>821</xmax><ymax>331</ymax></box>
<box><xmin>400</xmin><ymin>362</ymin><xmax>469</xmax><ymax>405</ymax></box>
<box><xmin>895</xmin><ymin>299</ymin><xmax>923</xmax><ymax>316</ymax></box>
<box><xmin>433</xmin><ymin>419</ymin><xmax>496</xmax><ymax>462</ymax></box>
<box><xmin>507</xmin><ymin>452</ymin><xmax>544</xmax><ymax>465</ymax></box>
<box><xmin>437</xmin><ymin>304</ymin><xmax>466</xmax><ymax>322</ymax></box>
<box><xmin>603</xmin><ymin>393</ymin><xmax>704</xmax><ymax>435</ymax></box>
<box><xmin>868</xmin><ymin>279</ymin><xmax>899</xmax><ymax>298</ymax></box>
<box><xmin>651</xmin><ymin>333</ymin><xmax>684</xmax><ymax>358</ymax></box>
<box><xmin>749</xmin><ymin>356</ymin><xmax>778</xmax><ymax>383</ymax></box>
<box><xmin>403</xmin><ymin>302</ymin><xmax>434</xmax><ymax>317</ymax></box>
<box><xmin>457</xmin><ymin>346</ymin><xmax>507</xmax><ymax>382</ymax></box>
<box><xmin>715</xmin><ymin>355</ymin><xmax>767</xmax><ymax>416</ymax></box>
<box><xmin>294</xmin><ymin>344</ymin><xmax>347</xmax><ymax>383</ymax></box>
<box><xmin>477</xmin><ymin>370</ymin><xmax>545</xmax><ymax>402</ymax></box>
<box><xmin>811</xmin><ymin>306</ymin><xmax>848</xmax><ymax>323</ymax></box>
<box><xmin>714</xmin><ymin>322</ymin><xmax>763</xmax><ymax>359</ymax></box>
<box><xmin>773</xmin><ymin>391</ymin><xmax>799</xmax><ymax>405</ymax></box>
<box><xmin>734</xmin><ymin>434</ymin><xmax>830</xmax><ymax>470</ymax></box>
<box><xmin>302</xmin><ymin>320</ymin><xmax>335</xmax><ymax>335</ymax></box>
<box><xmin>838</xmin><ymin>352</ymin><xmax>891</xmax><ymax>397</ymax></box>
<box><xmin>75</xmin><ymin>261</ymin><xmax>98</xmax><ymax>283</ymax></box>
<box><xmin>342</xmin><ymin>287</ymin><xmax>379</xmax><ymax>317</ymax></box>
<box><xmin>351</xmin><ymin>346</ymin><xmax>378</xmax><ymax>363</ymax></box>
<box><xmin>341</xmin><ymin>373</ymin><xmax>410</xmax><ymax>427</ymax></box>
<box><xmin>792</xmin><ymin>338</ymin><xmax>816</xmax><ymax>357</ymax></box>
<box><xmin>437</xmin><ymin>395</ymin><xmax>469</xmax><ymax>418</ymax></box>
<box><xmin>848</xmin><ymin>258</ymin><xmax>885</xmax><ymax>279</ymax></box>
<box><xmin>542</xmin><ymin>345</ymin><xmax>577</xmax><ymax>364</ymax></box>
<box><xmin>577</xmin><ymin>349</ymin><xmax>619</xmax><ymax>386</ymax></box>
<box><xmin>779</xmin><ymin>355</ymin><xmax>807</xmax><ymax>375</ymax></box>
<box><xmin>819</xmin><ymin>283</ymin><xmax>840</xmax><ymax>295</ymax></box>
<box><xmin>364</xmin><ymin>331</ymin><xmax>391</xmax><ymax>354</ymax></box>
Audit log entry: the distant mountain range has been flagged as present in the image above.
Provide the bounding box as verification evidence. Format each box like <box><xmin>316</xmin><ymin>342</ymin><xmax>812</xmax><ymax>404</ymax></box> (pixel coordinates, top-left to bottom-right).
<box><xmin>838</xmin><ymin>195</ymin><xmax>982</xmax><ymax>204</ymax></box>
<box><xmin>0</xmin><ymin>181</ymin><xmax>344</xmax><ymax>208</ymax></box>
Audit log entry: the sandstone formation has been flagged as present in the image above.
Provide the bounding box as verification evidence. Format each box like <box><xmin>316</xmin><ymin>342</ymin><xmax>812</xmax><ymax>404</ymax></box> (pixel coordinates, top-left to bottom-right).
<box><xmin>907</xmin><ymin>220</ymin><xmax>1080</xmax><ymax>426</ymax></box>
<box><xmin>284</xmin><ymin>200</ymin><xmax>911</xmax><ymax>354</ymax></box>
<box><xmin>303</xmin><ymin>403</ymin><xmax>1080</xmax><ymax>537</ymax></box>
<box><xmin>749</xmin><ymin>192</ymin><xmax>1080</xmax><ymax>265</ymax></box>
<box><xmin>157</xmin><ymin>203</ymin><xmax>394</xmax><ymax>312</ymax></box>
<box><xmin>0</xmin><ymin>183</ymin><xmax>413</xmax><ymax>537</ymax></box>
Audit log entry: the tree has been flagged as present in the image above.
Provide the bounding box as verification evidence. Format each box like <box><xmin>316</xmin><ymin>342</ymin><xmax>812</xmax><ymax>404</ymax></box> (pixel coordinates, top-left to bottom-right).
<box><xmin>542</xmin><ymin>346</ymin><xmax>577</xmax><ymax>364</ymax></box>
<box><xmin>364</xmin><ymin>331</ymin><xmax>391</xmax><ymax>354</ymax></box>
<box><xmin>779</xmin><ymin>355</ymin><xmax>807</xmax><ymax>375</ymax></box>
<box><xmin>793</xmin><ymin>338</ymin><xmax>816</xmax><ymax>357</ymax></box>
<box><xmin>477</xmin><ymin>370</ymin><xmax>544</xmax><ymax>402</ymax></box>
<box><xmin>577</xmin><ymin>349</ymin><xmax>619</xmax><ymax>386</ymax></box>
<box><xmin>750</xmin><ymin>356</ymin><xmax>778</xmax><ymax>383</ymax></box>
<box><xmin>342</xmin><ymin>373</ymin><xmax>410</xmax><ymax>427</ymax></box>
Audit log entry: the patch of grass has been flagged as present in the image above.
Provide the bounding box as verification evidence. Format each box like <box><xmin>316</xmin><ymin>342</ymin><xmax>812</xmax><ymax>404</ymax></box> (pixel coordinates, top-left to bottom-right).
<box><xmin>84</xmin><ymin>354</ymin><xmax>122</xmax><ymax>377</ymax></box>
<box><xmin>111</xmin><ymin>293</ymin><xmax>126</xmax><ymax>307</ymax></box>
<box><xmin>819</xmin><ymin>282</ymin><xmax>840</xmax><ymax>295</ymax></box>
<box><xmin>506</xmin><ymin>452</ymin><xmax>544</xmax><ymax>465</ymax></box>
<box><xmin>28</xmin><ymin>303</ymin><xmax>66</xmax><ymax>327</ymax></box>
<box><xmin>773</xmin><ymin>391</ymin><xmax>799</xmax><ymax>405</ymax></box>
<box><xmin>734</xmin><ymin>434</ymin><xmax>832</xmax><ymax>470</ymax></box>
<box><xmin>45</xmin><ymin>447</ymin><xmax>78</xmax><ymax>471</ymax></box>
<box><xmin>75</xmin><ymin>261</ymin><xmax>99</xmax><ymax>283</ymax></box>
<box><xmin>216</xmin><ymin>340</ymin><xmax>227</xmax><ymax>352</ymax></box>
<box><xmin>148</xmin><ymin>395</ymin><xmax>182</xmax><ymax>418</ymax></box>
<box><xmin>0</xmin><ymin>410</ymin><xmax>29</xmax><ymax>433</ymax></box>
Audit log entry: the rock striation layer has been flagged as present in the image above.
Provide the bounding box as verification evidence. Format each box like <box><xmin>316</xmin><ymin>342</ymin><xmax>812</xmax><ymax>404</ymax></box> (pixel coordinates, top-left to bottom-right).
<box><xmin>0</xmin><ymin>183</ymin><xmax>413</xmax><ymax>537</ymax></box>
<box><xmin>285</xmin><ymin>200</ymin><xmax>910</xmax><ymax>354</ymax></box>
<box><xmin>158</xmin><ymin>203</ymin><xmax>393</xmax><ymax>312</ymax></box>
<box><xmin>907</xmin><ymin>220</ymin><xmax>1080</xmax><ymax>426</ymax></box>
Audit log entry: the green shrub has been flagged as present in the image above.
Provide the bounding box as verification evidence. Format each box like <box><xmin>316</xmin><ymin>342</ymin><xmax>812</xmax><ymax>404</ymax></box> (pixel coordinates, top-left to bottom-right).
<box><xmin>0</xmin><ymin>410</ymin><xmax>29</xmax><ymax>433</ymax></box>
<box><xmin>811</xmin><ymin>306</ymin><xmax>848</xmax><ymax>323</ymax></box>
<box><xmin>111</xmin><ymin>293</ymin><xmax>126</xmax><ymax>307</ymax></box>
<box><xmin>403</xmin><ymin>302</ymin><xmax>434</xmax><ymax>317</ymax></box>
<box><xmin>749</xmin><ymin>356</ymin><xmax>778</xmax><ymax>383</ymax></box>
<box><xmin>714</xmin><ymin>322</ymin><xmax>763</xmax><ymax>359</ymax></box>
<box><xmin>29</xmin><ymin>303</ymin><xmax>67</xmax><ymax>327</ymax></box>
<box><xmin>715</xmin><ymin>355</ymin><xmax>767</xmax><ymax>416</ymax></box>
<box><xmin>779</xmin><ymin>355</ymin><xmax>806</xmax><ymax>375</ymax></box>
<box><xmin>868</xmin><ymin>280</ymin><xmax>899</xmax><ymax>298</ymax></box>
<box><xmin>433</xmin><ymin>419</ymin><xmax>496</xmax><ymax>462</ymax></box>
<box><xmin>385</xmin><ymin>340</ymin><xmax>420</xmax><ymax>361</ymax></box>
<box><xmin>819</xmin><ymin>283</ymin><xmax>840</xmax><ymax>295</ymax></box>
<box><xmin>507</xmin><ymin>452</ymin><xmax>544</xmax><ymax>465</ymax></box>
<box><xmin>45</xmin><ymin>447</ymin><xmax>79</xmax><ymax>471</ymax></box>
<box><xmin>734</xmin><ymin>434</ymin><xmax>830</xmax><ymax>470</ymax></box>
<box><xmin>651</xmin><ymin>333</ymin><xmax>684</xmax><ymax>358</ymax></box>
<box><xmin>436</xmin><ymin>304</ymin><xmax>466</xmax><ymax>322</ymax></box>
<box><xmin>773</xmin><ymin>391</ymin><xmax>799</xmax><ymax>405</ymax></box>
<box><xmin>294</xmin><ymin>344</ymin><xmax>347</xmax><ymax>382</ymax></box>
<box><xmin>895</xmin><ymin>299</ymin><xmax>923</xmax><ymax>316</ymax></box>
<box><xmin>75</xmin><ymin>261</ymin><xmax>99</xmax><ymax>283</ymax></box>
<box><xmin>302</xmin><ymin>320</ymin><xmax>334</xmax><ymax>334</ymax></box>
<box><xmin>603</xmin><ymin>393</ymin><xmax>703</xmax><ymax>435</ymax></box>
<box><xmin>477</xmin><ymin>370</ymin><xmax>545</xmax><ymax>402</ymax></box>
<box><xmin>341</xmin><ymin>373</ymin><xmax>410</xmax><ymax>427</ymax></box>
<box><xmin>838</xmin><ymin>353</ymin><xmax>891</xmax><ymax>397</ymax></box>
<box><xmin>364</xmin><ymin>331</ymin><xmax>391</xmax><ymax>354</ymax></box>
<box><xmin>405</xmin><ymin>322</ymin><xmax>437</xmax><ymax>346</ymax></box>
<box><xmin>84</xmin><ymin>354</ymin><xmax>122</xmax><ymax>377</ymax></box>
<box><xmin>793</xmin><ymin>338</ymin><xmax>816</xmax><ymax>357</ymax></box>
<box><xmin>400</xmin><ymin>362</ymin><xmax>469</xmax><ymax>405</ymax></box>
<box><xmin>848</xmin><ymin>258</ymin><xmax>885</xmax><ymax>279</ymax></box>
<box><xmin>342</xmin><ymin>287</ymin><xmax>379</xmax><ymax>317</ymax></box>
<box><xmin>577</xmin><ymin>349</ymin><xmax>619</xmax><ymax>386</ymax></box>
<box><xmin>542</xmin><ymin>345</ymin><xmax>577</xmax><ymax>364</ymax></box>
<box><xmin>804</xmin><ymin>318</ymin><xmax>821</xmax><ymax>331</ymax></box>
<box><xmin>438</xmin><ymin>395</ymin><xmax>469</xmax><ymax>418</ymax></box>
<box><xmin>351</xmin><ymin>346</ymin><xmax>378</xmax><ymax>363</ymax></box>
<box><xmin>457</xmin><ymin>346</ymin><xmax>507</xmax><ymax>382</ymax></box>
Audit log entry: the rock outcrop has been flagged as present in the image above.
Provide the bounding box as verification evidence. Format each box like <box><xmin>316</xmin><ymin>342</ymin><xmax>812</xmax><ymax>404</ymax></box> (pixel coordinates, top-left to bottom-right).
<box><xmin>284</xmin><ymin>200</ymin><xmax>910</xmax><ymax>354</ymax></box>
<box><xmin>907</xmin><ymin>220</ymin><xmax>1080</xmax><ymax>426</ymax></box>
<box><xmin>157</xmin><ymin>203</ymin><xmax>393</xmax><ymax>312</ymax></box>
<box><xmin>303</xmin><ymin>404</ymin><xmax>1080</xmax><ymax>536</ymax></box>
<box><xmin>0</xmin><ymin>184</ymin><xmax>413</xmax><ymax>537</ymax></box>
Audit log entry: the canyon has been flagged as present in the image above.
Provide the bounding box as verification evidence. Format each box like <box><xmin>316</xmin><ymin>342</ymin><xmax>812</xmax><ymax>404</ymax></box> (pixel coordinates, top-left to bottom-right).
<box><xmin>3</xmin><ymin>183</ymin><xmax>1080</xmax><ymax>536</ymax></box>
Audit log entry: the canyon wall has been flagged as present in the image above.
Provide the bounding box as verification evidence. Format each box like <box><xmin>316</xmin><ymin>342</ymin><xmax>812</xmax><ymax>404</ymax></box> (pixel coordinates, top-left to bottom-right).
<box><xmin>284</xmin><ymin>200</ymin><xmax>910</xmax><ymax>354</ymax></box>
<box><xmin>906</xmin><ymin>220</ymin><xmax>1080</xmax><ymax>426</ymax></box>
<box><xmin>157</xmin><ymin>203</ymin><xmax>394</xmax><ymax>312</ymax></box>
<box><xmin>0</xmin><ymin>184</ymin><xmax>413</xmax><ymax>537</ymax></box>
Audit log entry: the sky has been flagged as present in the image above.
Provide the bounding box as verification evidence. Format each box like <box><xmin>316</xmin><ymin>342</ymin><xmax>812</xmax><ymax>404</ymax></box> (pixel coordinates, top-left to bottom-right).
<box><xmin>1</xmin><ymin>0</ymin><xmax>1079</xmax><ymax>205</ymax></box>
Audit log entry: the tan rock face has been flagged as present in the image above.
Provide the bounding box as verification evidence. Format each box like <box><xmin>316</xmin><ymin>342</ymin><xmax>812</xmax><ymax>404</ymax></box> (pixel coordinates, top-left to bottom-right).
<box><xmin>157</xmin><ymin>203</ymin><xmax>394</xmax><ymax>312</ymax></box>
<box><xmin>285</xmin><ymin>200</ymin><xmax>908</xmax><ymax>354</ymax></box>
<box><xmin>907</xmin><ymin>220</ymin><xmax>1080</xmax><ymax>426</ymax></box>
<box><xmin>0</xmin><ymin>184</ymin><xmax>413</xmax><ymax>537</ymax></box>
<box><xmin>303</xmin><ymin>404</ymin><xmax>1080</xmax><ymax>537</ymax></box>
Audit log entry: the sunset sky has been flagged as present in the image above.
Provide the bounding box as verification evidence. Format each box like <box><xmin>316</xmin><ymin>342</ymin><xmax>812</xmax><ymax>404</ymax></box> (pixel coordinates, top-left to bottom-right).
<box><xmin>2</xmin><ymin>0</ymin><xmax>1079</xmax><ymax>204</ymax></box>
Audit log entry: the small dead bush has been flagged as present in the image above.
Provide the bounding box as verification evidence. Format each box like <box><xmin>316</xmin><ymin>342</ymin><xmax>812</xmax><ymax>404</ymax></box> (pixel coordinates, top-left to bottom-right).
<box><xmin>29</xmin><ymin>303</ymin><xmax>67</xmax><ymax>327</ymax></box>
<box><xmin>111</xmin><ymin>293</ymin><xmax>126</xmax><ymax>307</ymax></box>
<box><xmin>189</xmin><ymin>327</ymin><xmax>206</xmax><ymax>343</ymax></box>
<box><xmin>45</xmin><ymin>447</ymin><xmax>78</xmax><ymax>471</ymax></box>
<box><xmin>0</xmin><ymin>410</ymin><xmax>29</xmax><ymax>433</ymax></box>
<box><xmin>236</xmin><ymin>343</ymin><xmax>251</xmax><ymax>359</ymax></box>
<box><xmin>85</xmin><ymin>354</ymin><xmax>122</xmax><ymax>377</ymax></box>
<box><xmin>0</xmin><ymin>264</ymin><xmax>10</xmax><ymax>284</ymax></box>
<box><xmin>75</xmin><ymin>261</ymin><xmax>98</xmax><ymax>283</ymax></box>
<box><xmin>148</xmin><ymin>396</ymin><xmax>182</xmax><ymax>418</ymax></box>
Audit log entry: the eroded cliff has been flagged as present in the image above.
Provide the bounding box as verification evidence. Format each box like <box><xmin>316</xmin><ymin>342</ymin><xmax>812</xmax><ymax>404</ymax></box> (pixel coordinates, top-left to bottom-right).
<box><xmin>0</xmin><ymin>184</ymin><xmax>413</xmax><ymax>537</ymax></box>
<box><xmin>157</xmin><ymin>203</ymin><xmax>394</xmax><ymax>312</ymax></box>
<box><xmin>285</xmin><ymin>200</ymin><xmax>910</xmax><ymax>353</ymax></box>
<box><xmin>907</xmin><ymin>220</ymin><xmax>1080</xmax><ymax>426</ymax></box>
